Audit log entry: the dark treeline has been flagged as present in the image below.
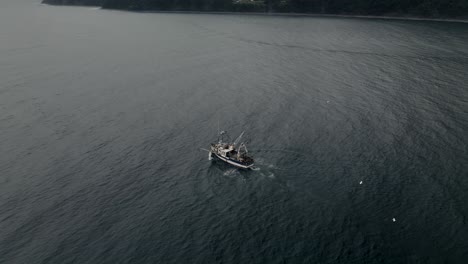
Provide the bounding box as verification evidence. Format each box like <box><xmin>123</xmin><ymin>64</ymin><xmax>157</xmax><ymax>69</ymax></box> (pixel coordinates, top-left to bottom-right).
<box><xmin>43</xmin><ymin>0</ymin><xmax>468</xmax><ymax>18</ymax></box>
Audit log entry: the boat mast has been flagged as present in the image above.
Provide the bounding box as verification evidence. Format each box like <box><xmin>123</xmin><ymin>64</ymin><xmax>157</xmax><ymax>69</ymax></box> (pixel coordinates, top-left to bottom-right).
<box><xmin>233</xmin><ymin>131</ymin><xmax>245</xmax><ymax>147</ymax></box>
<box><xmin>217</xmin><ymin>120</ymin><xmax>224</xmax><ymax>144</ymax></box>
<box><xmin>237</xmin><ymin>142</ymin><xmax>248</xmax><ymax>159</ymax></box>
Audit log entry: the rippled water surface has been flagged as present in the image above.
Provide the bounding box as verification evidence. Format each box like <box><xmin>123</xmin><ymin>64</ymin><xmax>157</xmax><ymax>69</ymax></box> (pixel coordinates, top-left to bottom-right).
<box><xmin>1</xmin><ymin>1</ymin><xmax>468</xmax><ymax>263</ymax></box>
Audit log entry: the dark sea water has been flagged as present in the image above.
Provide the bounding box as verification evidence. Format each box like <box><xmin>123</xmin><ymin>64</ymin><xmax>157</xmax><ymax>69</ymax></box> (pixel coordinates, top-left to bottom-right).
<box><xmin>1</xmin><ymin>1</ymin><xmax>468</xmax><ymax>263</ymax></box>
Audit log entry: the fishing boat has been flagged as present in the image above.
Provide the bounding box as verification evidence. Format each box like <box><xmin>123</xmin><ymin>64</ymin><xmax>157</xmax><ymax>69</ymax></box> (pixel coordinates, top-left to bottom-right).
<box><xmin>207</xmin><ymin>130</ymin><xmax>254</xmax><ymax>169</ymax></box>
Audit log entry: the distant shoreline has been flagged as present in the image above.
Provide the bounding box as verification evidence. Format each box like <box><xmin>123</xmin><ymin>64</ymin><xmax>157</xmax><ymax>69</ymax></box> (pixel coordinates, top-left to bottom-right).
<box><xmin>41</xmin><ymin>3</ymin><xmax>468</xmax><ymax>24</ymax></box>
<box><xmin>129</xmin><ymin>10</ymin><xmax>468</xmax><ymax>23</ymax></box>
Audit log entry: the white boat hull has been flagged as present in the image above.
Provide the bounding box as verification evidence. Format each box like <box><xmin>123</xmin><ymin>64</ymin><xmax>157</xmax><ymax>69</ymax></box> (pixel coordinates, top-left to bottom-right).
<box><xmin>212</xmin><ymin>153</ymin><xmax>254</xmax><ymax>169</ymax></box>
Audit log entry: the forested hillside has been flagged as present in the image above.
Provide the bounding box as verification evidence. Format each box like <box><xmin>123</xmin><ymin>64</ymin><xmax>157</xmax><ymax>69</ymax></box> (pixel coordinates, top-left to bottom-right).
<box><xmin>42</xmin><ymin>0</ymin><xmax>468</xmax><ymax>18</ymax></box>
